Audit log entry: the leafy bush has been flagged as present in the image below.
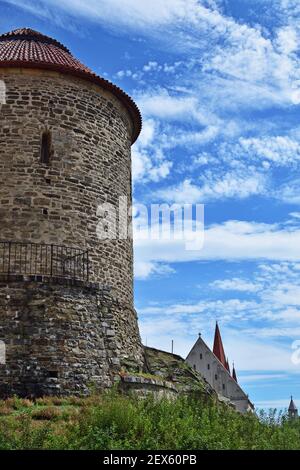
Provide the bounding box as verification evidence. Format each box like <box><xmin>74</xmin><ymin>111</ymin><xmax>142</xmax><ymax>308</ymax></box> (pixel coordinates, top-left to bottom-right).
<box><xmin>0</xmin><ymin>392</ymin><xmax>299</xmax><ymax>450</ymax></box>
<box><xmin>31</xmin><ymin>406</ymin><xmax>62</xmax><ymax>421</ymax></box>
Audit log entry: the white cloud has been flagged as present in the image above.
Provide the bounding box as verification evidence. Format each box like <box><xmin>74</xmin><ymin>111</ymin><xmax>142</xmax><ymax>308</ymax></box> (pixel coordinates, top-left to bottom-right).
<box><xmin>131</xmin><ymin>90</ymin><xmax>225</xmax><ymax>186</ymax></box>
<box><xmin>163</xmin><ymin>133</ymin><xmax>300</xmax><ymax>204</ymax></box>
<box><xmin>156</xmin><ymin>170</ymin><xmax>267</xmax><ymax>203</ymax></box>
<box><xmin>263</xmin><ymin>285</ymin><xmax>300</xmax><ymax>307</ymax></box>
<box><xmin>277</xmin><ymin>179</ymin><xmax>300</xmax><ymax>204</ymax></box>
<box><xmin>2</xmin><ymin>0</ymin><xmax>245</xmax><ymax>43</ymax></box>
<box><xmin>276</xmin><ymin>25</ymin><xmax>298</xmax><ymax>55</ymax></box>
<box><xmin>244</xmin><ymin>325</ymin><xmax>300</xmax><ymax>340</ymax></box>
<box><xmin>193</xmin><ymin>152</ymin><xmax>219</xmax><ymax>166</ymax></box>
<box><xmin>173</xmin><ymin>219</ymin><xmax>300</xmax><ymax>261</ymax></box>
<box><xmin>238</xmin><ymin>136</ymin><xmax>300</xmax><ymax>166</ymax></box>
<box><xmin>137</xmin><ymin>89</ymin><xmax>218</xmax><ymax>127</ymax></box>
<box><xmin>134</xmin><ymin>260</ymin><xmax>175</xmax><ymax>280</ymax></box>
<box><xmin>143</xmin><ymin>61</ymin><xmax>159</xmax><ymax>72</ymax></box>
<box><xmin>280</xmin><ymin>0</ymin><xmax>300</xmax><ymax>26</ymax></box>
<box><xmin>278</xmin><ymin>307</ymin><xmax>300</xmax><ymax>321</ymax></box>
<box><xmin>211</xmin><ymin>278</ymin><xmax>260</xmax><ymax>292</ymax></box>
<box><xmin>5</xmin><ymin>0</ymin><xmax>202</xmax><ymax>29</ymax></box>
<box><xmin>156</xmin><ymin>179</ymin><xmax>203</xmax><ymax>204</ymax></box>
<box><xmin>132</xmin><ymin>147</ymin><xmax>172</xmax><ymax>183</ymax></box>
<box><xmin>132</xmin><ymin>119</ymin><xmax>173</xmax><ymax>183</ymax></box>
<box><xmin>224</xmin><ymin>335</ymin><xmax>295</xmax><ymax>372</ymax></box>
<box><xmin>139</xmin><ymin>298</ymin><xmax>257</xmax><ymax>317</ymax></box>
<box><xmin>134</xmin><ymin>219</ymin><xmax>300</xmax><ymax>282</ymax></box>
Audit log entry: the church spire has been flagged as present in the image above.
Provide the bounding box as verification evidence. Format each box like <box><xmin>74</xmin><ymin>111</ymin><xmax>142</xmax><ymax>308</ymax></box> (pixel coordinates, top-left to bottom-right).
<box><xmin>213</xmin><ymin>321</ymin><xmax>227</xmax><ymax>369</ymax></box>
<box><xmin>232</xmin><ymin>362</ymin><xmax>237</xmax><ymax>382</ymax></box>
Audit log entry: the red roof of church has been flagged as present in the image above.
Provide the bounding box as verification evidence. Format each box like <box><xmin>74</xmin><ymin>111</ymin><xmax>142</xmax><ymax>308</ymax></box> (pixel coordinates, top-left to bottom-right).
<box><xmin>0</xmin><ymin>28</ymin><xmax>141</xmax><ymax>143</ymax></box>
<box><xmin>213</xmin><ymin>322</ymin><xmax>227</xmax><ymax>369</ymax></box>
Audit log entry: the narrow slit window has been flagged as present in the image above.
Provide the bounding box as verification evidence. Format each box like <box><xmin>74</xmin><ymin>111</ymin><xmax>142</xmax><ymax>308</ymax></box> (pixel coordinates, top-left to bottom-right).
<box><xmin>40</xmin><ymin>131</ymin><xmax>52</xmax><ymax>165</ymax></box>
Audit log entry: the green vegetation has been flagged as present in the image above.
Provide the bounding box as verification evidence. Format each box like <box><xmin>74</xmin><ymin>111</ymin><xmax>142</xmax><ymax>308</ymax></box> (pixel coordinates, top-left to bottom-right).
<box><xmin>144</xmin><ymin>346</ymin><xmax>214</xmax><ymax>394</ymax></box>
<box><xmin>0</xmin><ymin>392</ymin><xmax>299</xmax><ymax>450</ymax></box>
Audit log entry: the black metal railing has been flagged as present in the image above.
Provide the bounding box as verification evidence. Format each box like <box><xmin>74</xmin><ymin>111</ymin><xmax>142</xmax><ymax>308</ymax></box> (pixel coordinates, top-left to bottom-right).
<box><xmin>0</xmin><ymin>241</ymin><xmax>89</xmax><ymax>282</ymax></box>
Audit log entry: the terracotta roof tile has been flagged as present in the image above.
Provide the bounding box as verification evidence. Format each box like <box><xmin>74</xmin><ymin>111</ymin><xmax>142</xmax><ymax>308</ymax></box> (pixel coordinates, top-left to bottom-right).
<box><xmin>0</xmin><ymin>28</ymin><xmax>141</xmax><ymax>143</ymax></box>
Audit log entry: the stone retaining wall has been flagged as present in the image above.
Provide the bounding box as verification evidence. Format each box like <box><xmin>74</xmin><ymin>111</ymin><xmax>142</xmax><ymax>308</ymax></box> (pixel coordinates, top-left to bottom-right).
<box><xmin>0</xmin><ymin>280</ymin><xmax>143</xmax><ymax>397</ymax></box>
<box><xmin>119</xmin><ymin>375</ymin><xmax>178</xmax><ymax>400</ymax></box>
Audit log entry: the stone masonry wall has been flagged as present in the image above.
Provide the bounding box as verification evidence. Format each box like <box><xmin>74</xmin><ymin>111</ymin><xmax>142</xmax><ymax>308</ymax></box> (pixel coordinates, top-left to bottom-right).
<box><xmin>0</xmin><ymin>68</ymin><xmax>144</xmax><ymax>395</ymax></box>
<box><xmin>0</xmin><ymin>68</ymin><xmax>134</xmax><ymax>304</ymax></box>
<box><xmin>0</xmin><ymin>279</ymin><xmax>142</xmax><ymax>397</ymax></box>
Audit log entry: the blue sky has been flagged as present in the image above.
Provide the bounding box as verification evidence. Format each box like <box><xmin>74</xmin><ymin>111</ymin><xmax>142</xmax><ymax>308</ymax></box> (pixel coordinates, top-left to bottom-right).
<box><xmin>2</xmin><ymin>0</ymin><xmax>300</xmax><ymax>409</ymax></box>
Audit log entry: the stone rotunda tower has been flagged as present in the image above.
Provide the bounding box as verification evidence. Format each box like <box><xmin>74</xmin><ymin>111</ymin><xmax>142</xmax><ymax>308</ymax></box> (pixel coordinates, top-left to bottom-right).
<box><xmin>0</xmin><ymin>28</ymin><xmax>144</xmax><ymax>397</ymax></box>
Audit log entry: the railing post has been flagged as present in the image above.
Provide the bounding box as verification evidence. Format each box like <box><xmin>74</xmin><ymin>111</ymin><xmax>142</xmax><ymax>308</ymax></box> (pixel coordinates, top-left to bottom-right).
<box><xmin>50</xmin><ymin>244</ymin><xmax>54</xmax><ymax>277</ymax></box>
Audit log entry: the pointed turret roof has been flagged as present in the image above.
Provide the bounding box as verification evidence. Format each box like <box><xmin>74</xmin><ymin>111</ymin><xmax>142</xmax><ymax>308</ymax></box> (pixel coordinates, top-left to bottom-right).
<box><xmin>232</xmin><ymin>363</ymin><xmax>237</xmax><ymax>382</ymax></box>
<box><xmin>289</xmin><ymin>396</ymin><xmax>298</xmax><ymax>412</ymax></box>
<box><xmin>226</xmin><ymin>357</ymin><xmax>230</xmax><ymax>373</ymax></box>
<box><xmin>0</xmin><ymin>28</ymin><xmax>141</xmax><ymax>143</ymax></box>
<box><xmin>213</xmin><ymin>322</ymin><xmax>227</xmax><ymax>369</ymax></box>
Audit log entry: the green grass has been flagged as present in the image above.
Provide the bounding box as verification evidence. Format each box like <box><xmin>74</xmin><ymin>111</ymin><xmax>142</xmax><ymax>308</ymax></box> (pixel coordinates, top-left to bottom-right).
<box><xmin>0</xmin><ymin>392</ymin><xmax>299</xmax><ymax>450</ymax></box>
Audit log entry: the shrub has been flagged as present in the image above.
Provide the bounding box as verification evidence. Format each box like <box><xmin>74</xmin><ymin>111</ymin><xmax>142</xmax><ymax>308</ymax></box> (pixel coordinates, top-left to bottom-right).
<box><xmin>31</xmin><ymin>407</ymin><xmax>62</xmax><ymax>421</ymax></box>
<box><xmin>0</xmin><ymin>392</ymin><xmax>299</xmax><ymax>450</ymax></box>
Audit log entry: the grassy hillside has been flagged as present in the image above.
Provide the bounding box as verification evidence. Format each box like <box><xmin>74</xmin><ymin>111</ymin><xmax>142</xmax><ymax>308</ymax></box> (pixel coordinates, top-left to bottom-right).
<box><xmin>0</xmin><ymin>392</ymin><xmax>299</xmax><ymax>450</ymax></box>
<box><xmin>144</xmin><ymin>346</ymin><xmax>215</xmax><ymax>396</ymax></box>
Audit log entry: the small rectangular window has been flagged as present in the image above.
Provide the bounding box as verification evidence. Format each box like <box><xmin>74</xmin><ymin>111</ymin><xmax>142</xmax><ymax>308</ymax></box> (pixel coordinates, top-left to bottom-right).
<box><xmin>215</xmin><ymin>374</ymin><xmax>218</xmax><ymax>380</ymax></box>
<box><xmin>41</xmin><ymin>131</ymin><xmax>52</xmax><ymax>165</ymax></box>
<box><xmin>200</xmin><ymin>353</ymin><xmax>202</xmax><ymax>359</ymax></box>
<box><xmin>222</xmin><ymin>383</ymin><xmax>225</xmax><ymax>390</ymax></box>
<box><xmin>207</xmin><ymin>364</ymin><xmax>210</xmax><ymax>370</ymax></box>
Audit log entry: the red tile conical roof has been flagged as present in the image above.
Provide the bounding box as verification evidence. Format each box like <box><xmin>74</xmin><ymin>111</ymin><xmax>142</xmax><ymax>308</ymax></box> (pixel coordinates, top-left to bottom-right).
<box><xmin>213</xmin><ymin>322</ymin><xmax>227</xmax><ymax>369</ymax></box>
<box><xmin>0</xmin><ymin>28</ymin><xmax>141</xmax><ymax>143</ymax></box>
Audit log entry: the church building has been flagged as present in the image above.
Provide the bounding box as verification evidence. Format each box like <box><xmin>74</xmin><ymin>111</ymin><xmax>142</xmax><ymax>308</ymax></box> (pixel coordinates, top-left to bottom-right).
<box><xmin>186</xmin><ymin>323</ymin><xmax>254</xmax><ymax>413</ymax></box>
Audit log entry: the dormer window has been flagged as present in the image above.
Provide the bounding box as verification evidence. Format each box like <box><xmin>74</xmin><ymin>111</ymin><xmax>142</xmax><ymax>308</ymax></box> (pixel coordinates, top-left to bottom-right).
<box><xmin>40</xmin><ymin>130</ymin><xmax>52</xmax><ymax>165</ymax></box>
